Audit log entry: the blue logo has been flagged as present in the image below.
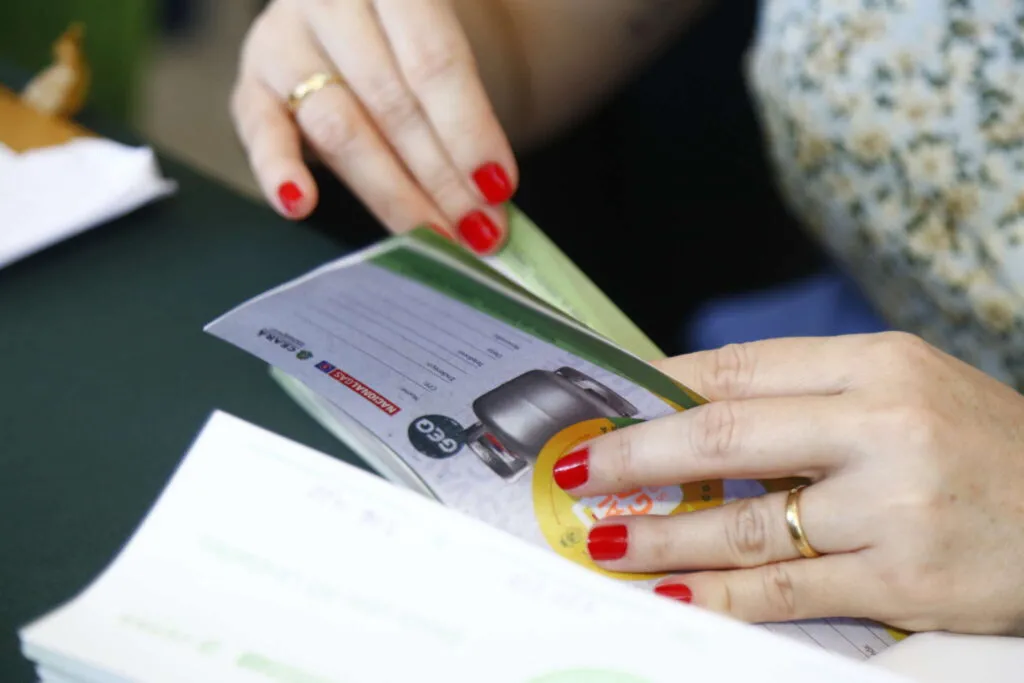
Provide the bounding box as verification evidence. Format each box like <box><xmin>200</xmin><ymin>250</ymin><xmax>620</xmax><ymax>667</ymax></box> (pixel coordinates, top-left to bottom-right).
<box><xmin>315</xmin><ymin>361</ymin><xmax>336</xmax><ymax>374</ymax></box>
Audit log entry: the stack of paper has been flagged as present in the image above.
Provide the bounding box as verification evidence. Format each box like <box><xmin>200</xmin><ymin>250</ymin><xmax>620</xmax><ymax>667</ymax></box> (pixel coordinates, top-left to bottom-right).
<box><xmin>19</xmin><ymin>412</ymin><xmax>910</xmax><ymax>683</ymax></box>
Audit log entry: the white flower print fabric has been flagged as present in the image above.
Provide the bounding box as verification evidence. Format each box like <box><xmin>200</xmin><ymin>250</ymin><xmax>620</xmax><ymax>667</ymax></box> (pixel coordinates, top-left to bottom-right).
<box><xmin>748</xmin><ymin>0</ymin><xmax>1024</xmax><ymax>387</ymax></box>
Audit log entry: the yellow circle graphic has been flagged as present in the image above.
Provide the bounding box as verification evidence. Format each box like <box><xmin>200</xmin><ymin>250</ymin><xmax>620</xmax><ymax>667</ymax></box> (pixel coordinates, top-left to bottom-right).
<box><xmin>532</xmin><ymin>418</ymin><xmax>726</xmax><ymax>580</ymax></box>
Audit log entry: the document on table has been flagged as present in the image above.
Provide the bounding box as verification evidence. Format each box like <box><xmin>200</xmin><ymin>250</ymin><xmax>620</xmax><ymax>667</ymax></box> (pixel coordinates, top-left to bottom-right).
<box><xmin>20</xmin><ymin>412</ymin><xmax>909</xmax><ymax>683</ymax></box>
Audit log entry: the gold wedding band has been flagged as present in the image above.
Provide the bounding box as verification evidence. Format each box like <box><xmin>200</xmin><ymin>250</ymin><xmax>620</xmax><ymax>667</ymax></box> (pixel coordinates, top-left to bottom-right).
<box><xmin>287</xmin><ymin>72</ymin><xmax>345</xmax><ymax>113</ymax></box>
<box><xmin>785</xmin><ymin>485</ymin><xmax>822</xmax><ymax>559</ymax></box>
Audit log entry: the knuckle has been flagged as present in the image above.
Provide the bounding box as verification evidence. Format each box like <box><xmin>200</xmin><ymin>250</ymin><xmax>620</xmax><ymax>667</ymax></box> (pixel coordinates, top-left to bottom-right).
<box><xmin>688</xmin><ymin>401</ymin><xmax>741</xmax><ymax>461</ymax></box>
<box><xmin>247</xmin><ymin>132</ymin><xmax>283</xmax><ymax>172</ymax></box>
<box><xmin>762</xmin><ymin>563</ymin><xmax>799</xmax><ymax>620</ymax></box>
<box><xmin>725</xmin><ymin>499</ymin><xmax>770</xmax><ymax>566</ymax></box>
<box><xmin>879</xmin><ymin>561</ymin><xmax>944</xmax><ymax>611</ymax></box>
<box><xmin>719</xmin><ymin>580</ymin><xmax>734</xmax><ymax>614</ymax></box>
<box><xmin>864</xmin><ymin>331</ymin><xmax>935</xmax><ymax>377</ymax></box>
<box><xmin>402</xmin><ymin>39</ymin><xmax>462</xmax><ymax>88</ymax></box>
<box><xmin>704</xmin><ymin>343</ymin><xmax>757</xmax><ymax>397</ymax></box>
<box><xmin>423</xmin><ymin>166</ymin><xmax>472</xmax><ymax>210</ymax></box>
<box><xmin>643</xmin><ymin>522</ymin><xmax>676</xmax><ymax>567</ymax></box>
<box><xmin>899</xmin><ymin>482</ymin><xmax>952</xmax><ymax>536</ymax></box>
<box><xmin>877</xmin><ymin>397</ymin><xmax>944</xmax><ymax>454</ymax></box>
<box><xmin>362</xmin><ymin>77</ymin><xmax>422</xmax><ymax>135</ymax></box>
<box><xmin>608</xmin><ymin>428</ymin><xmax>638</xmax><ymax>486</ymax></box>
<box><xmin>300</xmin><ymin>104</ymin><xmax>361</xmax><ymax>156</ymax></box>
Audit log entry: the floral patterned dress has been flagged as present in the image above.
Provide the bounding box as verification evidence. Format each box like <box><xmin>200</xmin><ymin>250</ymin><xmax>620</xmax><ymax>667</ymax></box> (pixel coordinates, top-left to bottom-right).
<box><xmin>747</xmin><ymin>0</ymin><xmax>1024</xmax><ymax>388</ymax></box>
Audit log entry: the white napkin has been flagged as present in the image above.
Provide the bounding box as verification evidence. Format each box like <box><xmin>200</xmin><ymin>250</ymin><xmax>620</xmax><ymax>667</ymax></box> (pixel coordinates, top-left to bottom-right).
<box><xmin>0</xmin><ymin>137</ymin><xmax>177</xmax><ymax>269</ymax></box>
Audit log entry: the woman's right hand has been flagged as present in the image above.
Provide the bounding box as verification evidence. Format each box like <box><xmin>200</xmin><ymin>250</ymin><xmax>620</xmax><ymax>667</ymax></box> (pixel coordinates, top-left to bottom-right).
<box><xmin>231</xmin><ymin>0</ymin><xmax>518</xmax><ymax>255</ymax></box>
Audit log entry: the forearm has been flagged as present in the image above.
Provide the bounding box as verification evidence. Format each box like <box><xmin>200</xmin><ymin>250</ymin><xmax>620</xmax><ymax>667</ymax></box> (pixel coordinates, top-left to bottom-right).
<box><xmin>455</xmin><ymin>0</ymin><xmax>713</xmax><ymax>148</ymax></box>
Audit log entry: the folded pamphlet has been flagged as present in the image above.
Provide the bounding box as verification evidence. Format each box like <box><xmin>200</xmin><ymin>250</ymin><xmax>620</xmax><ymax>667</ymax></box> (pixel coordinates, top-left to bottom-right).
<box><xmin>203</xmin><ymin>219</ymin><xmax>900</xmax><ymax>659</ymax></box>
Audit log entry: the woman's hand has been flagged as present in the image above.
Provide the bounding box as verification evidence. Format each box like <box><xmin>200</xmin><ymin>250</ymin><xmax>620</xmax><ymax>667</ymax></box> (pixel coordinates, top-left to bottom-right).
<box><xmin>231</xmin><ymin>0</ymin><xmax>517</xmax><ymax>254</ymax></box>
<box><xmin>553</xmin><ymin>332</ymin><xmax>1024</xmax><ymax>636</ymax></box>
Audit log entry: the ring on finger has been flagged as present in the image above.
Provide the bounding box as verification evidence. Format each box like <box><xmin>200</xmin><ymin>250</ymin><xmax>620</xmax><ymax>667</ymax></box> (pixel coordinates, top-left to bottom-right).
<box><xmin>785</xmin><ymin>484</ymin><xmax>822</xmax><ymax>559</ymax></box>
<box><xmin>287</xmin><ymin>72</ymin><xmax>346</xmax><ymax>114</ymax></box>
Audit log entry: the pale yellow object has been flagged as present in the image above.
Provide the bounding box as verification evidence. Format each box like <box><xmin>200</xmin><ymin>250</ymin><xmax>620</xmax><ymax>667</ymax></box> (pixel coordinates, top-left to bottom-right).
<box><xmin>0</xmin><ymin>85</ymin><xmax>86</xmax><ymax>152</ymax></box>
<box><xmin>21</xmin><ymin>23</ymin><xmax>91</xmax><ymax>119</ymax></box>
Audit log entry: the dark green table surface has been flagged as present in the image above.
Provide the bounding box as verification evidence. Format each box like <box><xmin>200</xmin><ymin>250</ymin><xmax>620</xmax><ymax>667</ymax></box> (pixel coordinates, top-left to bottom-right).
<box><xmin>0</xmin><ymin>75</ymin><xmax>375</xmax><ymax>682</ymax></box>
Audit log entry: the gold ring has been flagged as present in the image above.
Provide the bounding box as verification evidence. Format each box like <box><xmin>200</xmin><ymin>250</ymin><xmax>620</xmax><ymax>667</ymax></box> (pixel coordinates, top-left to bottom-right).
<box><xmin>287</xmin><ymin>72</ymin><xmax>345</xmax><ymax>113</ymax></box>
<box><xmin>785</xmin><ymin>485</ymin><xmax>821</xmax><ymax>559</ymax></box>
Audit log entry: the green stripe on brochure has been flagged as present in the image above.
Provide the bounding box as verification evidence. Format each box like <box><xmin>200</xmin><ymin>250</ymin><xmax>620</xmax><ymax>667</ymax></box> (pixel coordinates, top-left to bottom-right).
<box><xmin>408</xmin><ymin>223</ymin><xmax>576</xmax><ymax>324</ymax></box>
<box><xmin>494</xmin><ymin>205</ymin><xmax>665</xmax><ymax>363</ymax></box>
<box><xmin>369</xmin><ymin>236</ymin><xmax>703</xmax><ymax>411</ymax></box>
<box><xmin>412</xmin><ymin>207</ymin><xmax>665</xmax><ymax>363</ymax></box>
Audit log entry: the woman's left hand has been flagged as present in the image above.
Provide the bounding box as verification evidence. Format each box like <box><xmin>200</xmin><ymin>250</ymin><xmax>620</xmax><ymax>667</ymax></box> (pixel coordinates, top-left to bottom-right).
<box><xmin>553</xmin><ymin>332</ymin><xmax>1024</xmax><ymax>635</ymax></box>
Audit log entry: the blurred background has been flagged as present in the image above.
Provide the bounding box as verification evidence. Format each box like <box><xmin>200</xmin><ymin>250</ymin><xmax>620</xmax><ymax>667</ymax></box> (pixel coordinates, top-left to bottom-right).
<box><xmin>0</xmin><ymin>0</ymin><xmax>824</xmax><ymax>352</ymax></box>
<box><xmin>0</xmin><ymin>0</ymin><xmax>262</xmax><ymax>197</ymax></box>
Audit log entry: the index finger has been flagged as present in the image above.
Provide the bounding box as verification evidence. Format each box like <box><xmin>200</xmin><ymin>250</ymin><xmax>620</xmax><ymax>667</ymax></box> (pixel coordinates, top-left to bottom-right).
<box><xmin>654</xmin><ymin>335</ymin><xmax>873</xmax><ymax>402</ymax></box>
<box><xmin>551</xmin><ymin>396</ymin><xmax>852</xmax><ymax>496</ymax></box>
<box><xmin>374</xmin><ymin>0</ymin><xmax>518</xmax><ymax>203</ymax></box>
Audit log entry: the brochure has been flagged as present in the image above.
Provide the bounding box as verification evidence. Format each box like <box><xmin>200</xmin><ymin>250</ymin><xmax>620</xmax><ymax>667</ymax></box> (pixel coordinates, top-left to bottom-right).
<box><xmin>204</xmin><ymin>222</ymin><xmax>900</xmax><ymax>660</ymax></box>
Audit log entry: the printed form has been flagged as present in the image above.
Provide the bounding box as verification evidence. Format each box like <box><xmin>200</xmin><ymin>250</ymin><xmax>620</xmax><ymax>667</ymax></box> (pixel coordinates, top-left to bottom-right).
<box><xmin>205</xmin><ymin>238</ymin><xmax>899</xmax><ymax>661</ymax></box>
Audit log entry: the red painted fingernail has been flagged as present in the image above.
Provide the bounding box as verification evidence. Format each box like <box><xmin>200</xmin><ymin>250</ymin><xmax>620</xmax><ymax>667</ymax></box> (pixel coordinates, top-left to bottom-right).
<box><xmin>654</xmin><ymin>583</ymin><xmax>693</xmax><ymax>604</ymax></box>
<box><xmin>553</xmin><ymin>447</ymin><xmax>589</xmax><ymax>490</ymax></box>
<box><xmin>588</xmin><ymin>524</ymin><xmax>628</xmax><ymax>561</ymax></box>
<box><xmin>456</xmin><ymin>210</ymin><xmax>503</xmax><ymax>254</ymax></box>
<box><xmin>472</xmin><ymin>162</ymin><xmax>515</xmax><ymax>204</ymax></box>
<box><xmin>277</xmin><ymin>181</ymin><xmax>303</xmax><ymax>215</ymax></box>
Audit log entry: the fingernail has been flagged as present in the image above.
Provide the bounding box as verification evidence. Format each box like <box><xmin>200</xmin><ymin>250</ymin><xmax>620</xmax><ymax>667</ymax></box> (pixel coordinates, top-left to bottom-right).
<box><xmin>472</xmin><ymin>162</ymin><xmax>515</xmax><ymax>204</ymax></box>
<box><xmin>587</xmin><ymin>524</ymin><xmax>628</xmax><ymax>561</ymax></box>
<box><xmin>654</xmin><ymin>583</ymin><xmax>693</xmax><ymax>604</ymax></box>
<box><xmin>277</xmin><ymin>181</ymin><xmax>303</xmax><ymax>215</ymax></box>
<box><xmin>552</xmin><ymin>447</ymin><xmax>589</xmax><ymax>490</ymax></box>
<box><xmin>456</xmin><ymin>210</ymin><xmax>503</xmax><ymax>254</ymax></box>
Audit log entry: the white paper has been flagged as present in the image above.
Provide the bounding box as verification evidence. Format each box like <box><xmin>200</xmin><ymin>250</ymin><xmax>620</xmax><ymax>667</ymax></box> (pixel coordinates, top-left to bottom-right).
<box><xmin>0</xmin><ymin>138</ymin><xmax>176</xmax><ymax>269</ymax></box>
<box><xmin>871</xmin><ymin>632</ymin><xmax>1024</xmax><ymax>682</ymax></box>
<box><xmin>20</xmin><ymin>412</ymin><xmax>908</xmax><ymax>683</ymax></box>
